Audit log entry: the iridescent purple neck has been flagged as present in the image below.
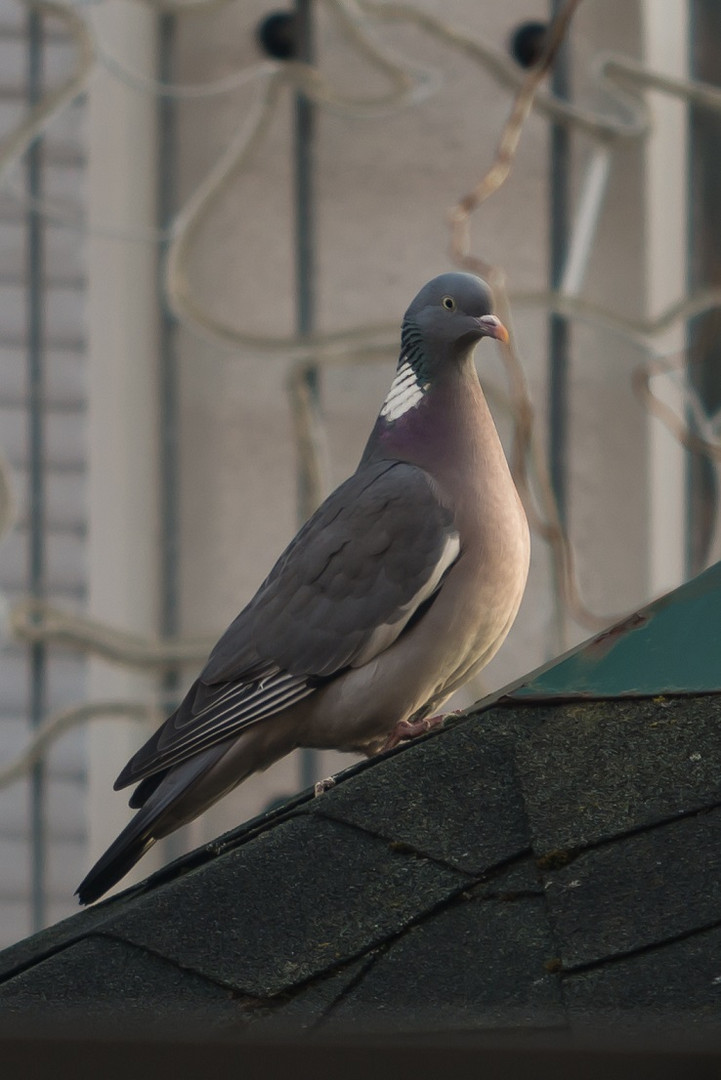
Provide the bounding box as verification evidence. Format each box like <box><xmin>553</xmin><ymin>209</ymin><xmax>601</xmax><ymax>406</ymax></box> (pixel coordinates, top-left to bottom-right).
<box><xmin>361</xmin><ymin>354</ymin><xmax>482</xmax><ymax>472</ymax></box>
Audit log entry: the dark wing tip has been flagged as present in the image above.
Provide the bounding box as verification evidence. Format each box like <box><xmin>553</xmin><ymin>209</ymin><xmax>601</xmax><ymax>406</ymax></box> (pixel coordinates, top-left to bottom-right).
<box><xmin>76</xmin><ymin>826</ymin><xmax>154</xmax><ymax>905</ymax></box>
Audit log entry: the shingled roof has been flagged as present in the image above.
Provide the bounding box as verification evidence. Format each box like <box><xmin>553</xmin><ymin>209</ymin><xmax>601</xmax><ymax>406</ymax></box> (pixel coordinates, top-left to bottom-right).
<box><xmin>2</xmin><ymin>563</ymin><xmax>721</xmax><ymax>1037</ymax></box>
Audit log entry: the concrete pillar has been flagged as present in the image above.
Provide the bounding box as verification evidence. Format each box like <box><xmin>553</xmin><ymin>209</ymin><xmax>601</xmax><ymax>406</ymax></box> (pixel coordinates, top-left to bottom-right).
<box><xmin>643</xmin><ymin>0</ymin><xmax>688</xmax><ymax>595</ymax></box>
<box><xmin>85</xmin><ymin>2</ymin><xmax>161</xmax><ymax>884</ymax></box>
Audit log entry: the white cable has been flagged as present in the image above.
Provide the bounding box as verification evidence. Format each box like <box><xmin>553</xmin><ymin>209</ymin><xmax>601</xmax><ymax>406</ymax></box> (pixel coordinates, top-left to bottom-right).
<box><xmin>0</xmin><ymin>702</ymin><xmax>158</xmax><ymax>789</ymax></box>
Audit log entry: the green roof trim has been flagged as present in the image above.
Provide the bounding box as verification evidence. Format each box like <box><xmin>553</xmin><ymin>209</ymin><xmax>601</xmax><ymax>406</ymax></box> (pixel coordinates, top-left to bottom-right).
<box><xmin>506</xmin><ymin>560</ymin><xmax>721</xmax><ymax>700</ymax></box>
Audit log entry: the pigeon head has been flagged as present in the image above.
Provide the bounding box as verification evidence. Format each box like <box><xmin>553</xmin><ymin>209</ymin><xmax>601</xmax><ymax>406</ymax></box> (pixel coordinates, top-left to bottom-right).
<box><xmin>403</xmin><ymin>272</ymin><xmax>509</xmax><ymax>358</ymax></box>
<box><xmin>378</xmin><ymin>273</ymin><xmax>508</xmax><ymax>426</ymax></box>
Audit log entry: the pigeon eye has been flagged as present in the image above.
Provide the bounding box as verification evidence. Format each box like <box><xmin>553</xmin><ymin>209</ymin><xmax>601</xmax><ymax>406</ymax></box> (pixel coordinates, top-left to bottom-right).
<box><xmin>442</xmin><ymin>296</ymin><xmax>456</xmax><ymax>311</ymax></box>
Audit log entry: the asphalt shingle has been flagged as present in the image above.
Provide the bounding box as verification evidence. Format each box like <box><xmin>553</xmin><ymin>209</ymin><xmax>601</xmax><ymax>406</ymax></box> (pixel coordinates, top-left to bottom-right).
<box><xmin>514</xmin><ymin>695</ymin><xmax>721</xmax><ymax>854</ymax></box>
<box><xmin>256</xmin><ymin>955</ymin><xmax>375</xmax><ymax>1032</ymax></box>
<box><xmin>541</xmin><ymin>807</ymin><xmax>721</xmax><ymax>969</ymax></box>
<box><xmin>310</xmin><ymin>715</ymin><xmax>532</xmax><ymax>875</ymax></box>
<box><xmin>99</xmin><ymin>814</ymin><xmax>470</xmax><ymax>997</ymax></box>
<box><xmin>563</xmin><ymin>924</ymin><xmax>721</xmax><ymax>1033</ymax></box>
<box><xmin>0</xmin><ymin>935</ymin><xmax>248</xmax><ymax>1025</ymax></box>
<box><xmin>322</xmin><ymin>869</ymin><xmax>563</xmax><ymax>1032</ymax></box>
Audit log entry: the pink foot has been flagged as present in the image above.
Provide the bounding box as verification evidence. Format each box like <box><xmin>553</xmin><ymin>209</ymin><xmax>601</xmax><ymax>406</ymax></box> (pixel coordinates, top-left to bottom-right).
<box><xmin>380</xmin><ymin>713</ymin><xmax>445</xmax><ymax>753</ymax></box>
<box><xmin>314</xmin><ymin>776</ymin><xmax>336</xmax><ymax>796</ymax></box>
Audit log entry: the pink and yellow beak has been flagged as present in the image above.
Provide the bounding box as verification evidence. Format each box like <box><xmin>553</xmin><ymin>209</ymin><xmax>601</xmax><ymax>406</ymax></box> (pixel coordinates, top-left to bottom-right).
<box><xmin>476</xmin><ymin>314</ymin><xmax>510</xmax><ymax>345</ymax></box>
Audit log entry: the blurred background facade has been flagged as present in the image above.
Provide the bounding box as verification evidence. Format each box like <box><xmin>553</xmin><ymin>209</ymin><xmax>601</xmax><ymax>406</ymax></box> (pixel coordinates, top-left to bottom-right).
<box><xmin>0</xmin><ymin>0</ymin><xmax>714</xmax><ymax>943</ymax></box>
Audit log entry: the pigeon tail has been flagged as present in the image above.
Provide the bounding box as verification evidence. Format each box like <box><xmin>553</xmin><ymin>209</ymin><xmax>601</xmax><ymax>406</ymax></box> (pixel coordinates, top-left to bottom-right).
<box><xmin>76</xmin><ymin>815</ymin><xmax>155</xmax><ymax>905</ymax></box>
<box><xmin>77</xmin><ymin>740</ymin><xmax>233</xmax><ymax>904</ymax></box>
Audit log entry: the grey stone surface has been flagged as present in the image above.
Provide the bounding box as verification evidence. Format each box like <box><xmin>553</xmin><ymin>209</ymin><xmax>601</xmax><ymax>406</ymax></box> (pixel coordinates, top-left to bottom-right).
<box><xmin>514</xmin><ymin>696</ymin><xmax>721</xmax><ymax>854</ymax></box>
<box><xmin>311</xmin><ymin>717</ymin><xmax>532</xmax><ymax>876</ymax></box>
<box><xmin>563</xmin><ymin>924</ymin><xmax>721</xmax><ymax>1033</ymax></box>
<box><xmin>322</xmin><ymin>881</ymin><xmax>564</xmax><ymax>1032</ymax></box>
<box><xmin>257</xmin><ymin>955</ymin><xmax>375</xmax><ymax>1032</ymax></box>
<box><xmin>0</xmin><ymin>935</ymin><xmax>248</xmax><ymax>1025</ymax></box>
<box><xmin>101</xmin><ymin>815</ymin><xmax>469</xmax><ymax>996</ymax></box>
<box><xmin>0</xmin><ymin>886</ymin><xmax>141</xmax><ymax>983</ymax></box>
<box><xmin>542</xmin><ymin>808</ymin><xmax>721</xmax><ymax>969</ymax></box>
<box><xmin>471</xmin><ymin>856</ymin><xmax>544</xmax><ymax>900</ymax></box>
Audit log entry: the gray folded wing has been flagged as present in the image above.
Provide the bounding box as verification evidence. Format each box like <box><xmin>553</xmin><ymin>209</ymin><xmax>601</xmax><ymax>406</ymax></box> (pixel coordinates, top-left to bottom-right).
<box><xmin>115</xmin><ymin>459</ymin><xmax>460</xmax><ymax>789</ymax></box>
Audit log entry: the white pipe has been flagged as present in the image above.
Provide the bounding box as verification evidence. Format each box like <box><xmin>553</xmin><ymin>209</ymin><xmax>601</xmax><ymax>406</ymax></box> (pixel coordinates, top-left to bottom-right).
<box><xmin>643</xmin><ymin>0</ymin><xmax>688</xmax><ymax>595</ymax></box>
<box><xmin>560</xmin><ymin>144</ymin><xmax>613</xmax><ymax>297</ymax></box>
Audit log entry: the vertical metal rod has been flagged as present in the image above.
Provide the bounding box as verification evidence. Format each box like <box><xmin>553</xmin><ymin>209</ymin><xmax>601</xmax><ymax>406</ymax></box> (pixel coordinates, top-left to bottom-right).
<box><xmin>294</xmin><ymin>0</ymin><xmax>321</xmax><ymax>791</ymax></box>
<box><xmin>548</xmin><ymin>0</ymin><xmax>571</xmax><ymax>528</ymax></box>
<box><xmin>27</xmin><ymin>9</ymin><xmax>46</xmax><ymax>931</ymax></box>
<box><xmin>157</xmin><ymin>13</ymin><xmax>183</xmax><ymax>862</ymax></box>
<box><xmin>295</xmin><ymin>0</ymin><xmax>319</xmax><ymax>519</ymax></box>
<box><xmin>559</xmin><ymin>146</ymin><xmax>612</xmax><ymax>296</ymax></box>
<box><xmin>295</xmin><ymin>0</ymin><xmax>316</xmax><ymax>348</ymax></box>
<box><xmin>158</xmin><ymin>13</ymin><xmax>179</xmax><ymax>654</ymax></box>
<box><xmin>685</xmin><ymin>0</ymin><xmax>698</xmax><ymax>580</ymax></box>
<box><xmin>686</xmin><ymin>0</ymin><xmax>721</xmax><ymax>577</ymax></box>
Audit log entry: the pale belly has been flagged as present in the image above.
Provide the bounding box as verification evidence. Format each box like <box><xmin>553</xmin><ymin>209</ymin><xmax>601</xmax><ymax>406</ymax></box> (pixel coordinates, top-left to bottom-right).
<box><xmin>296</xmin><ymin>515</ymin><xmax>530</xmax><ymax>754</ymax></box>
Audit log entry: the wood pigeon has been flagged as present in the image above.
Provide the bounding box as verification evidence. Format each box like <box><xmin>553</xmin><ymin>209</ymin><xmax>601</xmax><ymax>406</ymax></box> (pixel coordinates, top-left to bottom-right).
<box><xmin>76</xmin><ymin>272</ymin><xmax>530</xmax><ymax>904</ymax></box>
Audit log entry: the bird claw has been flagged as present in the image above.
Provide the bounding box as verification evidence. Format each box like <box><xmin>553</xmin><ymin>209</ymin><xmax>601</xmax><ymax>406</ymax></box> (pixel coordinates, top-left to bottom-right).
<box><xmin>314</xmin><ymin>776</ymin><xmax>336</xmax><ymax>796</ymax></box>
<box><xmin>380</xmin><ymin>713</ymin><xmax>446</xmax><ymax>753</ymax></box>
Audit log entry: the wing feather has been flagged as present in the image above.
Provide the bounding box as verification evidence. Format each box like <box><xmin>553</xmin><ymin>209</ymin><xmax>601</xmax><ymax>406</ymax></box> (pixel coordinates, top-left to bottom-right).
<box><xmin>115</xmin><ymin>460</ymin><xmax>460</xmax><ymax>790</ymax></box>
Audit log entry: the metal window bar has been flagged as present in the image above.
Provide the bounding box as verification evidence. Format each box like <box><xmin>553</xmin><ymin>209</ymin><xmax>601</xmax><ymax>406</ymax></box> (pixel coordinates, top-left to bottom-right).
<box><xmin>294</xmin><ymin>0</ymin><xmax>322</xmax><ymax>794</ymax></box>
<box><xmin>26</xmin><ymin>7</ymin><xmax>47</xmax><ymax>934</ymax></box>
<box><xmin>157</xmin><ymin>13</ymin><xmax>184</xmax><ymax>867</ymax></box>
<box><xmin>548</xmin><ymin>0</ymin><xmax>571</xmax><ymax>531</ymax></box>
<box><xmin>687</xmin><ymin>0</ymin><xmax>721</xmax><ymax>576</ymax></box>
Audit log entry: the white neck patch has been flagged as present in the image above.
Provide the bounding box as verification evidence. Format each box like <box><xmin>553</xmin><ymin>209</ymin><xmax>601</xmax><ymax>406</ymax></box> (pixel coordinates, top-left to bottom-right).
<box><xmin>380</xmin><ymin>359</ymin><xmax>429</xmax><ymax>422</ymax></box>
